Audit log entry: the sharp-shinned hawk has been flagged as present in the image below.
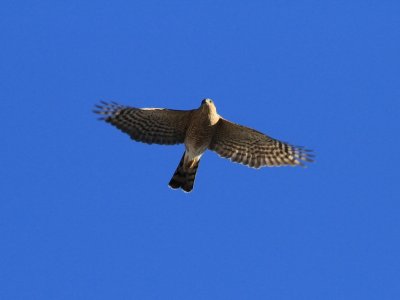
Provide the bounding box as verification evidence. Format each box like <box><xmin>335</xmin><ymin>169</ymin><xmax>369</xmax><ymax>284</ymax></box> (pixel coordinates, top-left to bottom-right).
<box><xmin>94</xmin><ymin>99</ymin><xmax>313</xmax><ymax>192</ymax></box>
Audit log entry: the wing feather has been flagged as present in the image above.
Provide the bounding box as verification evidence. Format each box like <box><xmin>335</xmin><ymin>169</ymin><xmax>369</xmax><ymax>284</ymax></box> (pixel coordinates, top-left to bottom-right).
<box><xmin>209</xmin><ymin>118</ymin><xmax>313</xmax><ymax>168</ymax></box>
<box><xmin>94</xmin><ymin>101</ymin><xmax>194</xmax><ymax>145</ymax></box>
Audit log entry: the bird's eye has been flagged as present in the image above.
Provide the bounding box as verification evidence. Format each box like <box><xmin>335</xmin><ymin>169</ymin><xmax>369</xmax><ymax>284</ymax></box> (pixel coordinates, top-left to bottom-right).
<box><xmin>201</xmin><ymin>98</ymin><xmax>213</xmax><ymax>105</ymax></box>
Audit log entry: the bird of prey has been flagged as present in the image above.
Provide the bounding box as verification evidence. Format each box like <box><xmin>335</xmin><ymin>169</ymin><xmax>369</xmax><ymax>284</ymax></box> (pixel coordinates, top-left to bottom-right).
<box><xmin>94</xmin><ymin>99</ymin><xmax>313</xmax><ymax>192</ymax></box>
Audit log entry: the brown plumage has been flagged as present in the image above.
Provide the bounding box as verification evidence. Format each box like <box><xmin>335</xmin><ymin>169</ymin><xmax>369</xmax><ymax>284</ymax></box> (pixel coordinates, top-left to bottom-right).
<box><xmin>168</xmin><ymin>153</ymin><xmax>200</xmax><ymax>192</ymax></box>
<box><xmin>94</xmin><ymin>99</ymin><xmax>314</xmax><ymax>192</ymax></box>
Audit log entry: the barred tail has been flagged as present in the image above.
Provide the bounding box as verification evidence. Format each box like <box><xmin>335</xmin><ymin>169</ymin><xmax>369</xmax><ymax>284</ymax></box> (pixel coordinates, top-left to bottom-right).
<box><xmin>168</xmin><ymin>153</ymin><xmax>200</xmax><ymax>193</ymax></box>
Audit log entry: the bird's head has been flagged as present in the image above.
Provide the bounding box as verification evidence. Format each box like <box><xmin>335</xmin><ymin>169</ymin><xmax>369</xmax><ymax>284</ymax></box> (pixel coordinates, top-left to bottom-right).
<box><xmin>200</xmin><ymin>98</ymin><xmax>217</xmax><ymax>112</ymax></box>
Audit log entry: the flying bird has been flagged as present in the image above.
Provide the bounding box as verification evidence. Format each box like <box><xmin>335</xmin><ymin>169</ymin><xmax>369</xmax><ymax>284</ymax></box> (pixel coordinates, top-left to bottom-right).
<box><xmin>94</xmin><ymin>99</ymin><xmax>313</xmax><ymax>192</ymax></box>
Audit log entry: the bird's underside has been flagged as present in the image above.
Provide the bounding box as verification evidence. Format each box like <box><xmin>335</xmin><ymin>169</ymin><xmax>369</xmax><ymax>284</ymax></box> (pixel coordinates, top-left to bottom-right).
<box><xmin>94</xmin><ymin>99</ymin><xmax>314</xmax><ymax>192</ymax></box>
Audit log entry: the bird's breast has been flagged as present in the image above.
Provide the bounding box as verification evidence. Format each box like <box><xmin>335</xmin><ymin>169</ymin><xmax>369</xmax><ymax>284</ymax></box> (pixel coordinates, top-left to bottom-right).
<box><xmin>185</xmin><ymin>123</ymin><xmax>214</xmax><ymax>155</ymax></box>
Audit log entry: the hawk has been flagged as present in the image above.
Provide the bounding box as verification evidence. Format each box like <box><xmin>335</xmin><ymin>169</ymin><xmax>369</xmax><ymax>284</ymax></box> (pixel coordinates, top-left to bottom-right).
<box><xmin>94</xmin><ymin>99</ymin><xmax>313</xmax><ymax>192</ymax></box>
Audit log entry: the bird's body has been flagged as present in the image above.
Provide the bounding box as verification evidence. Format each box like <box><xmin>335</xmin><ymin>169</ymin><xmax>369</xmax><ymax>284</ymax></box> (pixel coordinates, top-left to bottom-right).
<box><xmin>94</xmin><ymin>98</ymin><xmax>313</xmax><ymax>192</ymax></box>
<box><xmin>184</xmin><ymin>99</ymin><xmax>219</xmax><ymax>164</ymax></box>
<box><xmin>170</xmin><ymin>99</ymin><xmax>220</xmax><ymax>191</ymax></box>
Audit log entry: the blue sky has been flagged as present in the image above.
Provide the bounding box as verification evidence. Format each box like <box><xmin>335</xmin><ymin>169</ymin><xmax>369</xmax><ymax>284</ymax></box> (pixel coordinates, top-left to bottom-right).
<box><xmin>1</xmin><ymin>1</ymin><xmax>399</xmax><ymax>299</ymax></box>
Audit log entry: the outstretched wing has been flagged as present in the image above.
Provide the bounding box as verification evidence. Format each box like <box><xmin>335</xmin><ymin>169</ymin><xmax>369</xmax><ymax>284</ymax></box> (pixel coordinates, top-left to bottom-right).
<box><xmin>209</xmin><ymin>118</ymin><xmax>314</xmax><ymax>168</ymax></box>
<box><xmin>94</xmin><ymin>101</ymin><xmax>194</xmax><ymax>145</ymax></box>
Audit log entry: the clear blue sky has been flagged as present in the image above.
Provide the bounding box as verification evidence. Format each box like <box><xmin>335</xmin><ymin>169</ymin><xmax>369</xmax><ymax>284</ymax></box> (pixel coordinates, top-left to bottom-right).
<box><xmin>1</xmin><ymin>1</ymin><xmax>399</xmax><ymax>299</ymax></box>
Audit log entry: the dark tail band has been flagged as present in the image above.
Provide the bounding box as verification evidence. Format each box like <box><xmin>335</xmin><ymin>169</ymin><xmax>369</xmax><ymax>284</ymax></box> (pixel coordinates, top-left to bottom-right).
<box><xmin>169</xmin><ymin>153</ymin><xmax>200</xmax><ymax>193</ymax></box>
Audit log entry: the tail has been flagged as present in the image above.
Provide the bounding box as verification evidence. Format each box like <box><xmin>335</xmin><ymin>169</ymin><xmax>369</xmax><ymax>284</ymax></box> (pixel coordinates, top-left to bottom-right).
<box><xmin>168</xmin><ymin>153</ymin><xmax>200</xmax><ymax>193</ymax></box>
